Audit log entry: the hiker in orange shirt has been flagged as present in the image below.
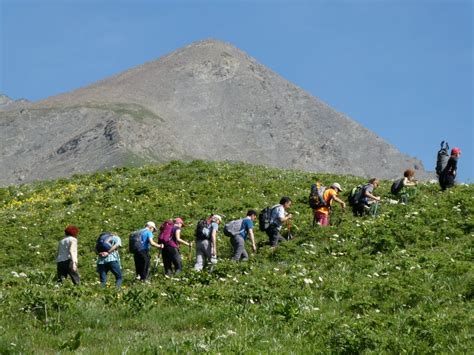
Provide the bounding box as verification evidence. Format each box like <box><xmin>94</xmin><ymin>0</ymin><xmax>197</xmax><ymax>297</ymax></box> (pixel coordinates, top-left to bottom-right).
<box><xmin>315</xmin><ymin>183</ymin><xmax>346</xmax><ymax>226</ymax></box>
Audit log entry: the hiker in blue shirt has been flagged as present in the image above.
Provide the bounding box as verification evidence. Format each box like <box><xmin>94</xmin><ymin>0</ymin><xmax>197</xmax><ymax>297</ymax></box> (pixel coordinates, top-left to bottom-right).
<box><xmin>133</xmin><ymin>221</ymin><xmax>163</xmax><ymax>281</ymax></box>
<box><xmin>229</xmin><ymin>210</ymin><xmax>257</xmax><ymax>262</ymax></box>
<box><xmin>96</xmin><ymin>233</ymin><xmax>122</xmax><ymax>288</ymax></box>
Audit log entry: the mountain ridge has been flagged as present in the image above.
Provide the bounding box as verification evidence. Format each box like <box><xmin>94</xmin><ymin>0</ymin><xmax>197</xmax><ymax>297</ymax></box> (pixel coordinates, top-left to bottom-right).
<box><xmin>0</xmin><ymin>39</ymin><xmax>431</xmax><ymax>186</ymax></box>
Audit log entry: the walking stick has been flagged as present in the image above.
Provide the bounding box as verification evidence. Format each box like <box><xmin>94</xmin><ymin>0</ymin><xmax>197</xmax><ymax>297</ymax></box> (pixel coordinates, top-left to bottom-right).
<box><xmin>188</xmin><ymin>242</ymin><xmax>193</xmax><ymax>262</ymax></box>
<box><xmin>287</xmin><ymin>220</ymin><xmax>293</xmax><ymax>240</ymax></box>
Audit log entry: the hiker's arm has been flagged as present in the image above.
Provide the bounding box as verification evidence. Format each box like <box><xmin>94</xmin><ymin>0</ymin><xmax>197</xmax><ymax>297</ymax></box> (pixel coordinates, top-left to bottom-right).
<box><xmin>175</xmin><ymin>229</ymin><xmax>191</xmax><ymax>247</ymax></box>
<box><xmin>365</xmin><ymin>191</ymin><xmax>380</xmax><ymax>201</ymax></box>
<box><xmin>69</xmin><ymin>239</ymin><xmax>78</xmax><ymax>271</ymax></box>
<box><xmin>280</xmin><ymin>212</ymin><xmax>293</xmax><ymax>223</ymax></box>
<box><xmin>248</xmin><ymin>228</ymin><xmax>257</xmax><ymax>252</ymax></box>
<box><xmin>149</xmin><ymin>237</ymin><xmax>163</xmax><ymax>249</ymax></box>
<box><xmin>211</xmin><ymin>229</ymin><xmax>217</xmax><ymax>256</ymax></box>
<box><xmin>333</xmin><ymin>196</ymin><xmax>346</xmax><ymax>209</ymax></box>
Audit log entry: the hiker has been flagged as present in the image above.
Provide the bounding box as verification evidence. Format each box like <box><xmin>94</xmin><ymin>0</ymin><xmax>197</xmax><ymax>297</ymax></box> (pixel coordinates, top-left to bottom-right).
<box><xmin>266</xmin><ymin>197</ymin><xmax>293</xmax><ymax>247</ymax></box>
<box><xmin>314</xmin><ymin>183</ymin><xmax>346</xmax><ymax>226</ymax></box>
<box><xmin>56</xmin><ymin>225</ymin><xmax>80</xmax><ymax>285</ymax></box>
<box><xmin>391</xmin><ymin>169</ymin><xmax>418</xmax><ymax>203</ymax></box>
<box><xmin>161</xmin><ymin>218</ymin><xmax>192</xmax><ymax>276</ymax></box>
<box><xmin>96</xmin><ymin>232</ymin><xmax>123</xmax><ymax>288</ymax></box>
<box><xmin>194</xmin><ymin>214</ymin><xmax>221</xmax><ymax>271</ymax></box>
<box><xmin>133</xmin><ymin>221</ymin><xmax>163</xmax><ymax>281</ymax></box>
<box><xmin>439</xmin><ymin>147</ymin><xmax>461</xmax><ymax>191</ymax></box>
<box><xmin>226</xmin><ymin>210</ymin><xmax>257</xmax><ymax>262</ymax></box>
<box><xmin>352</xmin><ymin>178</ymin><xmax>381</xmax><ymax>217</ymax></box>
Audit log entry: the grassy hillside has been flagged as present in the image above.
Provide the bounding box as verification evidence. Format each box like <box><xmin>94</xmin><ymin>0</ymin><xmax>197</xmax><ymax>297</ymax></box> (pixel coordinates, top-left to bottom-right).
<box><xmin>0</xmin><ymin>161</ymin><xmax>472</xmax><ymax>353</ymax></box>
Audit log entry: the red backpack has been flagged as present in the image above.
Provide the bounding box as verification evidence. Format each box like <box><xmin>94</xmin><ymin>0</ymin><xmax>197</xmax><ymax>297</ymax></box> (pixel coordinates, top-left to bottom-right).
<box><xmin>158</xmin><ymin>220</ymin><xmax>175</xmax><ymax>246</ymax></box>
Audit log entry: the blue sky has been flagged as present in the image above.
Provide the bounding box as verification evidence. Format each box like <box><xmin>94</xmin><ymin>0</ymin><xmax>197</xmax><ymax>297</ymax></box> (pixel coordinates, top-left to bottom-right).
<box><xmin>1</xmin><ymin>0</ymin><xmax>472</xmax><ymax>182</ymax></box>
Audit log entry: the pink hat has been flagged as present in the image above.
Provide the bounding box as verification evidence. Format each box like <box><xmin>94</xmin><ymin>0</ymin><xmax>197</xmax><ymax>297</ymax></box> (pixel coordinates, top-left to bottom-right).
<box><xmin>451</xmin><ymin>147</ymin><xmax>461</xmax><ymax>155</ymax></box>
<box><xmin>174</xmin><ymin>217</ymin><xmax>185</xmax><ymax>226</ymax></box>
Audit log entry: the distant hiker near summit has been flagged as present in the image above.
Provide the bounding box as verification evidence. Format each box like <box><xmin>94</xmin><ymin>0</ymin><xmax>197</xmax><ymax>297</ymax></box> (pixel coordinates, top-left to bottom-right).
<box><xmin>439</xmin><ymin>147</ymin><xmax>462</xmax><ymax>191</ymax></box>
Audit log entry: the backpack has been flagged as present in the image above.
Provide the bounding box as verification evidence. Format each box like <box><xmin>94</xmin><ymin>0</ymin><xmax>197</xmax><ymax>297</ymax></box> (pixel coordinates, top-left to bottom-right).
<box><xmin>129</xmin><ymin>230</ymin><xmax>143</xmax><ymax>253</ymax></box>
<box><xmin>436</xmin><ymin>141</ymin><xmax>450</xmax><ymax>176</ymax></box>
<box><xmin>95</xmin><ymin>232</ymin><xmax>113</xmax><ymax>253</ymax></box>
<box><xmin>308</xmin><ymin>183</ymin><xmax>328</xmax><ymax>209</ymax></box>
<box><xmin>348</xmin><ymin>185</ymin><xmax>364</xmax><ymax>206</ymax></box>
<box><xmin>157</xmin><ymin>220</ymin><xmax>175</xmax><ymax>246</ymax></box>
<box><xmin>223</xmin><ymin>219</ymin><xmax>243</xmax><ymax>237</ymax></box>
<box><xmin>258</xmin><ymin>205</ymin><xmax>278</xmax><ymax>232</ymax></box>
<box><xmin>195</xmin><ymin>219</ymin><xmax>212</xmax><ymax>240</ymax></box>
<box><xmin>391</xmin><ymin>178</ymin><xmax>404</xmax><ymax>195</ymax></box>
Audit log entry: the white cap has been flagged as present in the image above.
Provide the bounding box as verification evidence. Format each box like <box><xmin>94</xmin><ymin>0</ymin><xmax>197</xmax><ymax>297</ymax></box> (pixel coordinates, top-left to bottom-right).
<box><xmin>331</xmin><ymin>183</ymin><xmax>343</xmax><ymax>192</ymax></box>
<box><xmin>146</xmin><ymin>221</ymin><xmax>157</xmax><ymax>231</ymax></box>
<box><xmin>212</xmin><ymin>214</ymin><xmax>222</xmax><ymax>223</ymax></box>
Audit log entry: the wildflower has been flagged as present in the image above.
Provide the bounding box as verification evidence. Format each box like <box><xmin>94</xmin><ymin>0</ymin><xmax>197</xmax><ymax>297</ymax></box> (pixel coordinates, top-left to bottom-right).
<box><xmin>304</xmin><ymin>278</ymin><xmax>313</xmax><ymax>285</ymax></box>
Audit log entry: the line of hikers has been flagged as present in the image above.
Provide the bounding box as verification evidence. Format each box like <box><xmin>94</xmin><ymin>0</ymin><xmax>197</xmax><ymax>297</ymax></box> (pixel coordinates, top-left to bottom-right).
<box><xmin>56</xmin><ymin>143</ymin><xmax>462</xmax><ymax>287</ymax></box>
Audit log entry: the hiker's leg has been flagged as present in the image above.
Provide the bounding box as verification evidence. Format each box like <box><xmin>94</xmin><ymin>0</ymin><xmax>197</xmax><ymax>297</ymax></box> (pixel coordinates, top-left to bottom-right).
<box><xmin>68</xmin><ymin>260</ymin><xmax>80</xmax><ymax>285</ymax></box>
<box><xmin>143</xmin><ymin>251</ymin><xmax>151</xmax><ymax>280</ymax></box>
<box><xmin>162</xmin><ymin>247</ymin><xmax>173</xmax><ymax>275</ymax></box>
<box><xmin>194</xmin><ymin>241</ymin><xmax>205</xmax><ymax>271</ymax></box>
<box><xmin>173</xmin><ymin>249</ymin><xmax>183</xmax><ymax>274</ymax></box>
<box><xmin>133</xmin><ymin>252</ymin><xmax>141</xmax><ymax>278</ymax></box>
<box><xmin>57</xmin><ymin>261</ymin><xmax>68</xmax><ymax>283</ymax></box>
<box><xmin>231</xmin><ymin>236</ymin><xmax>242</xmax><ymax>261</ymax></box>
<box><xmin>97</xmin><ymin>263</ymin><xmax>107</xmax><ymax>287</ymax></box>
<box><xmin>108</xmin><ymin>261</ymin><xmax>122</xmax><ymax>288</ymax></box>
<box><xmin>316</xmin><ymin>212</ymin><xmax>328</xmax><ymax>226</ymax></box>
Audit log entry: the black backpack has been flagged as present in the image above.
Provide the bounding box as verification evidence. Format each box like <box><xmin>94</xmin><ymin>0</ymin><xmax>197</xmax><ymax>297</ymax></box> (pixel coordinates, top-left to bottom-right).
<box><xmin>348</xmin><ymin>185</ymin><xmax>364</xmax><ymax>206</ymax></box>
<box><xmin>391</xmin><ymin>178</ymin><xmax>404</xmax><ymax>195</ymax></box>
<box><xmin>436</xmin><ymin>141</ymin><xmax>450</xmax><ymax>176</ymax></box>
<box><xmin>95</xmin><ymin>232</ymin><xmax>113</xmax><ymax>253</ymax></box>
<box><xmin>308</xmin><ymin>183</ymin><xmax>328</xmax><ymax>209</ymax></box>
<box><xmin>129</xmin><ymin>230</ymin><xmax>143</xmax><ymax>253</ymax></box>
<box><xmin>195</xmin><ymin>219</ymin><xmax>212</xmax><ymax>240</ymax></box>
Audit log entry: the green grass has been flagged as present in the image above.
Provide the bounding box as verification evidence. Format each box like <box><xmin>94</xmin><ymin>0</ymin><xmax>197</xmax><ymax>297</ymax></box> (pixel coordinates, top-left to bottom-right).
<box><xmin>0</xmin><ymin>160</ymin><xmax>472</xmax><ymax>353</ymax></box>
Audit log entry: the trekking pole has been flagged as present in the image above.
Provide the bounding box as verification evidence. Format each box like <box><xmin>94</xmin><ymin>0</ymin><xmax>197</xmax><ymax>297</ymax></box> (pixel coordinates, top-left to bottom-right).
<box><xmin>371</xmin><ymin>202</ymin><xmax>379</xmax><ymax>218</ymax></box>
<box><xmin>287</xmin><ymin>220</ymin><xmax>293</xmax><ymax>240</ymax></box>
<box><xmin>152</xmin><ymin>254</ymin><xmax>160</xmax><ymax>274</ymax></box>
<box><xmin>188</xmin><ymin>242</ymin><xmax>193</xmax><ymax>262</ymax></box>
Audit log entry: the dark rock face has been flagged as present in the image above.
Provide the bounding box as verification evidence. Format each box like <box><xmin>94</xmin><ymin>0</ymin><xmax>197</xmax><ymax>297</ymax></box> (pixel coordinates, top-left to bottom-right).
<box><xmin>0</xmin><ymin>39</ymin><xmax>431</xmax><ymax>186</ymax></box>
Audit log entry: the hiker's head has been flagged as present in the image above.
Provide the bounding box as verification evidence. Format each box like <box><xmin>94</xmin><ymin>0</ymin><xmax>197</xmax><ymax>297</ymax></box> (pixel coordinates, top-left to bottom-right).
<box><xmin>404</xmin><ymin>169</ymin><xmax>415</xmax><ymax>179</ymax></box>
<box><xmin>331</xmin><ymin>183</ymin><xmax>343</xmax><ymax>193</ymax></box>
<box><xmin>145</xmin><ymin>221</ymin><xmax>157</xmax><ymax>232</ymax></box>
<box><xmin>451</xmin><ymin>147</ymin><xmax>461</xmax><ymax>156</ymax></box>
<box><xmin>369</xmin><ymin>178</ymin><xmax>380</xmax><ymax>188</ymax></box>
<box><xmin>211</xmin><ymin>214</ymin><xmax>222</xmax><ymax>224</ymax></box>
<box><xmin>174</xmin><ymin>217</ymin><xmax>185</xmax><ymax>227</ymax></box>
<box><xmin>64</xmin><ymin>225</ymin><xmax>79</xmax><ymax>238</ymax></box>
<box><xmin>279</xmin><ymin>196</ymin><xmax>292</xmax><ymax>209</ymax></box>
<box><xmin>247</xmin><ymin>209</ymin><xmax>257</xmax><ymax>220</ymax></box>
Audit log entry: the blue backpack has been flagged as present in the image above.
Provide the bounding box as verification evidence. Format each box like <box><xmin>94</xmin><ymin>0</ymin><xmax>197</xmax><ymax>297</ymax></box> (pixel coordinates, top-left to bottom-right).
<box><xmin>96</xmin><ymin>232</ymin><xmax>113</xmax><ymax>253</ymax></box>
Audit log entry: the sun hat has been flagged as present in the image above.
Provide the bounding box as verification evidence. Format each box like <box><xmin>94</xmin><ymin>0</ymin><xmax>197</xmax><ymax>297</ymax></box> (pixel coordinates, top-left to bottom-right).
<box><xmin>331</xmin><ymin>183</ymin><xmax>343</xmax><ymax>192</ymax></box>
<box><xmin>146</xmin><ymin>221</ymin><xmax>157</xmax><ymax>231</ymax></box>
<box><xmin>212</xmin><ymin>214</ymin><xmax>222</xmax><ymax>223</ymax></box>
